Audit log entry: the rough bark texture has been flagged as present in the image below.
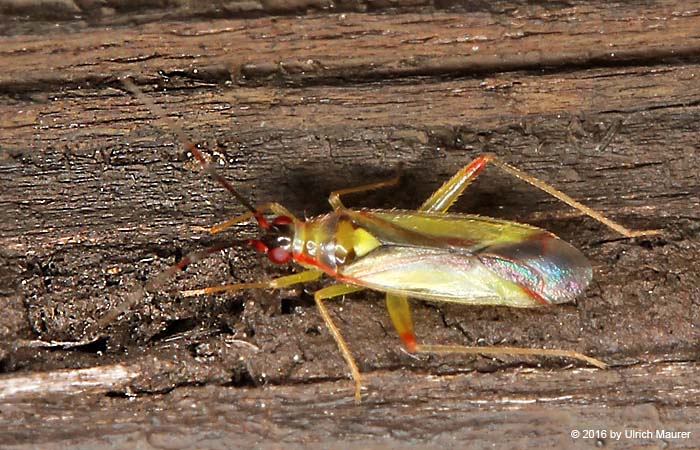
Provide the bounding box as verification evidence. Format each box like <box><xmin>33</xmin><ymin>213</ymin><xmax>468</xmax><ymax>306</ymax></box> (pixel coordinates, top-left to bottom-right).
<box><xmin>1</xmin><ymin>1</ymin><xmax>699</xmax><ymax>448</ymax></box>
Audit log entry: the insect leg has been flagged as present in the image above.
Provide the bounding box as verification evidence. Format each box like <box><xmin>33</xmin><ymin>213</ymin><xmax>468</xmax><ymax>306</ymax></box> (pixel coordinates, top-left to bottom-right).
<box><xmin>385</xmin><ymin>294</ymin><xmax>604</xmax><ymax>368</ymax></box>
<box><xmin>98</xmin><ymin>241</ymin><xmax>244</xmax><ymax>328</ymax></box>
<box><xmin>422</xmin><ymin>153</ymin><xmax>659</xmax><ymax>236</ymax></box>
<box><xmin>481</xmin><ymin>154</ymin><xmax>660</xmax><ymax>237</ymax></box>
<box><xmin>381</xmin><ymin>159</ymin><xmax>471</xmax><ymax>351</ymax></box>
<box><xmin>382</xmin><ymin>159</ymin><xmax>482</xmax><ymax>349</ymax></box>
<box><xmin>313</xmin><ymin>284</ymin><xmax>367</xmax><ymax>402</ymax></box>
<box><xmin>414</xmin><ymin>343</ymin><xmax>607</xmax><ymax>369</ymax></box>
<box><xmin>420</xmin><ymin>155</ymin><xmax>489</xmax><ymax>213</ymax></box>
<box><xmin>385</xmin><ymin>294</ymin><xmax>417</xmax><ymax>351</ymax></box>
<box><xmin>181</xmin><ymin>269</ymin><xmax>323</xmax><ymax>296</ymax></box>
<box><xmin>328</xmin><ymin>169</ymin><xmax>401</xmax><ymax>210</ymax></box>
<box><xmin>204</xmin><ymin>202</ymin><xmax>298</xmax><ymax>234</ymax></box>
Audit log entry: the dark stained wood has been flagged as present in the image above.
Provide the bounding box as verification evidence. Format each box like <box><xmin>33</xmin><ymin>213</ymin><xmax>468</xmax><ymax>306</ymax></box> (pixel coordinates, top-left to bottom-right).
<box><xmin>1</xmin><ymin>0</ymin><xmax>699</xmax><ymax>447</ymax></box>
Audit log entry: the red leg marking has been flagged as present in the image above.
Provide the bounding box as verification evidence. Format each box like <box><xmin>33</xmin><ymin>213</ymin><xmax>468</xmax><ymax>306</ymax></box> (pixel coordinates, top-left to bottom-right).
<box><xmin>400</xmin><ymin>331</ymin><xmax>418</xmax><ymax>352</ymax></box>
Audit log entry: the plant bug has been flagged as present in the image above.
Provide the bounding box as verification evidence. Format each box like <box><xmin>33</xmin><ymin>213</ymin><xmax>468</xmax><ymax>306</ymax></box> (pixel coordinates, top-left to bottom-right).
<box><xmin>117</xmin><ymin>78</ymin><xmax>660</xmax><ymax>403</ymax></box>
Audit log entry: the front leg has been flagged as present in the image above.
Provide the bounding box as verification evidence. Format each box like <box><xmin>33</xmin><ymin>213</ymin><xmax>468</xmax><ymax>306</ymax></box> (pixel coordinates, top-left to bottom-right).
<box><xmin>200</xmin><ymin>202</ymin><xmax>298</xmax><ymax>234</ymax></box>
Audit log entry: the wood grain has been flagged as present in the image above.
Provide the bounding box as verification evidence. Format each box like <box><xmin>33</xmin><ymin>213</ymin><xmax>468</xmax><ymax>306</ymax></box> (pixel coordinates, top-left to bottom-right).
<box><xmin>1</xmin><ymin>1</ymin><xmax>699</xmax><ymax>447</ymax></box>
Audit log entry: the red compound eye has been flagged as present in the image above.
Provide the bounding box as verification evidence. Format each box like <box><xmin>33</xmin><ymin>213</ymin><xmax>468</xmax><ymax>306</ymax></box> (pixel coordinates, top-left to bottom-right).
<box><xmin>268</xmin><ymin>247</ymin><xmax>291</xmax><ymax>263</ymax></box>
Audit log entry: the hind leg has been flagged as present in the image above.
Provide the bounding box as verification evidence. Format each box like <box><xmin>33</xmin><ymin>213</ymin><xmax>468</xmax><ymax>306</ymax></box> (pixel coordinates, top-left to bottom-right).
<box><xmin>420</xmin><ymin>153</ymin><xmax>660</xmax><ymax>236</ymax></box>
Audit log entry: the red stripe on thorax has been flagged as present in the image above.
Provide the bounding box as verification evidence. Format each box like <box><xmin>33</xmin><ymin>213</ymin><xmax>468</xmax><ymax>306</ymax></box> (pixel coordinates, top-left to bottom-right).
<box><xmin>293</xmin><ymin>251</ymin><xmax>364</xmax><ymax>287</ymax></box>
<box><xmin>293</xmin><ymin>252</ymin><xmax>337</xmax><ymax>276</ymax></box>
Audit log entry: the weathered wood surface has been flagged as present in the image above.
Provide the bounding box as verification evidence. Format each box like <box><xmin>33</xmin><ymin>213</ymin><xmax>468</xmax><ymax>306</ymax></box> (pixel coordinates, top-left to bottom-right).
<box><xmin>3</xmin><ymin>363</ymin><xmax>700</xmax><ymax>449</ymax></box>
<box><xmin>1</xmin><ymin>1</ymin><xmax>699</xmax><ymax>448</ymax></box>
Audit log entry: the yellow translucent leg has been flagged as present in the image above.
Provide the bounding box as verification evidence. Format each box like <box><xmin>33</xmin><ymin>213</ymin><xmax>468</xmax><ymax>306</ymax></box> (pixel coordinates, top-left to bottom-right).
<box><xmin>420</xmin><ymin>155</ymin><xmax>488</xmax><ymax>213</ymax></box>
<box><xmin>181</xmin><ymin>270</ymin><xmax>322</xmax><ymax>296</ymax></box>
<box><xmin>385</xmin><ymin>294</ymin><xmax>416</xmax><ymax>351</ymax></box>
<box><xmin>201</xmin><ymin>202</ymin><xmax>298</xmax><ymax>234</ymax></box>
<box><xmin>384</xmin><ymin>160</ymin><xmax>462</xmax><ymax>353</ymax></box>
<box><xmin>178</xmin><ymin>271</ymin><xmax>373</xmax><ymax>402</ymax></box>
<box><xmin>414</xmin><ymin>344</ymin><xmax>607</xmax><ymax>369</ymax></box>
<box><xmin>421</xmin><ymin>153</ymin><xmax>660</xmax><ymax>237</ymax></box>
<box><xmin>385</xmin><ymin>154</ymin><xmax>628</xmax><ymax>369</ymax></box>
<box><xmin>313</xmin><ymin>284</ymin><xmax>366</xmax><ymax>403</ymax></box>
<box><xmin>328</xmin><ymin>170</ymin><xmax>401</xmax><ymax>210</ymax></box>
<box><xmin>386</xmin><ymin>292</ymin><xmax>606</xmax><ymax>368</ymax></box>
<box><xmin>183</xmin><ymin>274</ymin><xmax>368</xmax><ymax>403</ymax></box>
<box><xmin>485</xmin><ymin>154</ymin><xmax>660</xmax><ymax>237</ymax></box>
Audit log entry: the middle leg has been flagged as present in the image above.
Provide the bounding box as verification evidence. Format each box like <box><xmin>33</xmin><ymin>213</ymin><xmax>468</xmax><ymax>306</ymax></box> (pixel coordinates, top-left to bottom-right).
<box><xmin>313</xmin><ymin>283</ymin><xmax>367</xmax><ymax>402</ymax></box>
<box><xmin>328</xmin><ymin>166</ymin><xmax>401</xmax><ymax>210</ymax></box>
<box><xmin>382</xmin><ymin>157</ymin><xmax>486</xmax><ymax>351</ymax></box>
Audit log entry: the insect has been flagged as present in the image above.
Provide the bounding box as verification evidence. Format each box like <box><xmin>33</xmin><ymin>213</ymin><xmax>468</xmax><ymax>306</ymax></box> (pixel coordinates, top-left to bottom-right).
<box><xmin>118</xmin><ymin>78</ymin><xmax>659</xmax><ymax>402</ymax></box>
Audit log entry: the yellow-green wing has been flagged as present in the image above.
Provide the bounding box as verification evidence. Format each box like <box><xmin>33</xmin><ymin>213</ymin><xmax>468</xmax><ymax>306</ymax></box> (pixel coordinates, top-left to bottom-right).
<box><xmin>337</xmin><ymin>209</ymin><xmax>592</xmax><ymax>306</ymax></box>
<box><xmin>363</xmin><ymin>209</ymin><xmax>545</xmax><ymax>249</ymax></box>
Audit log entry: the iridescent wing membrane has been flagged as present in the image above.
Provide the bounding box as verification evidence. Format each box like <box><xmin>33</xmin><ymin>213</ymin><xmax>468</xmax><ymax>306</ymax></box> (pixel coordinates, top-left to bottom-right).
<box><xmin>338</xmin><ymin>209</ymin><xmax>593</xmax><ymax>307</ymax></box>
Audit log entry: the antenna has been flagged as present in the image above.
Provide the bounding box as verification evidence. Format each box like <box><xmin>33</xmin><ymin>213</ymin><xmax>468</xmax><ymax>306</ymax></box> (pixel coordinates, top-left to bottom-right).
<box><xmin>121</xmin><ymin>77</ymin><xmax>269</xmax><ymax>229</ymax></box>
